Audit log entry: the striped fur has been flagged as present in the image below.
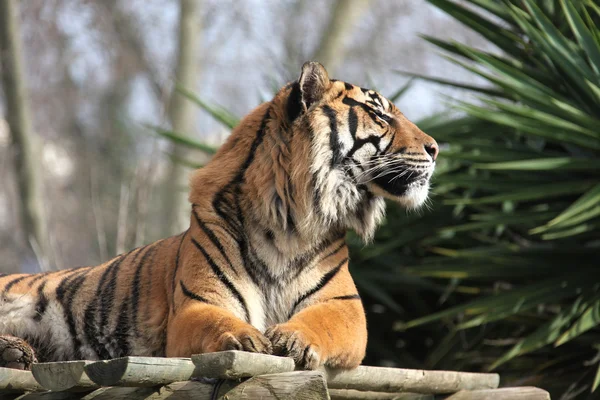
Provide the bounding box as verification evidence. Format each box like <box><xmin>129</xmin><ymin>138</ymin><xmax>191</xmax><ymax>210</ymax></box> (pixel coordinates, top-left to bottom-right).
<box><xmin>0</xmin><ymin>62</ymin><xmax>438</xmax><ymax>370</ymax></box>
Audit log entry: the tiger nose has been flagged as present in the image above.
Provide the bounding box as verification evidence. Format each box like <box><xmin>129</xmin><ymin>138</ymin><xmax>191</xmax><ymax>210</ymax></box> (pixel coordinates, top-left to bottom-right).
<box><xmin>424</xmin><ymin>142</ymin><xmax>439</xmax><ymax>162</ymax></box>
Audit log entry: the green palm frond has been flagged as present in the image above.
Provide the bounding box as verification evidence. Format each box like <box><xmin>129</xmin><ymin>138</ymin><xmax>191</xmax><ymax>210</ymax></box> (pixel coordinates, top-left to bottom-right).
<box><xmin>392</xmin><ymin>0</ymin><xmax>600</xmax><ymax>396</ymax></box>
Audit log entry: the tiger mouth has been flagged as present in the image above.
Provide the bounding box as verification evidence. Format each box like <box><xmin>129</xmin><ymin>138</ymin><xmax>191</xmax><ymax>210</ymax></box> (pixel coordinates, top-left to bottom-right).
<box><xmin>371</xmin><ymin>169</ymin><xmax>430</xmax><ymax>196</ymax></box>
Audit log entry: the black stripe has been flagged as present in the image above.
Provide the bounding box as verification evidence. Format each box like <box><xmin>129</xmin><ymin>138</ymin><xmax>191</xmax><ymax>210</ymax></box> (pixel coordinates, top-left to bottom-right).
<box><xmin>344</xmin><ymin>82</ymin><xmax>353</xmax><ymax>91</ymax></box>
<box><xmin>130</xmin><ymin>245</ymin><xmax>157</xmax><ymax>336</ymax></box>
<box><xmin>98</xmin><ymin>260</ymin><xmax>122</xmax><ymax>342</ymax></box>
<box><xmin>114</xmin><ymin>299</ymin><xmax>131</xmax><ymax>357</ymax></box>
<box><xmin>180</xmin><ymin>280</ymin><xmax>211</xmax><ymax>304</ymax></box>
<box><xmin>213</xmin><ymin>194</ymin><xmax>243</xmax><ymax>236</ymax></box>
<box><xmin>56</xmin><ymin>267</ymin><xmax>92</xmax><ymax>359</ymax></box>
<box><xmin>96</xmin><ymin>247</ymin><xmax>142</xmax><ymax>358</ymax></box>
<box><xmin>2</xmin><ymin>275</ymin><xmax>28</xmax><ymax>294</ymax></box>
<box><xmin>233</xmin><ymin>109</ymin><xmax>271</xmax><ymax>183</ymax></box>
<box><xmin>286</xmin><ymin>81</ymin><xmax>303</xmax><ymax>123</ymax></box>
<box><xmin>321</xmin><ymin>105</ymin><xmax>343</xmax><ymax>167</ymax></box>
<box><xmin>191</xmin><ymin>237</ymin><xmax>249</xmax><ymax>322</ymax></box>
<box><xmin>331</xmin><ymin>294</ymin><xmax>361</xmax><ymax>301</ymax></box>
<box><xmin>205</xmin><ymin>221</ymin><xmax>238</xmax><ymax>241</ymax></box>
<box><xmin>238</xmin><ymin>239</ymin><xmax>263</xmax><ymax>288</ymax></box>
<box><xmin>55</xmin><ymin>269</ymin><xmax>86</xmax><ymax>301</ymax></box>
<box><xmin>83</xmin><ymin>256</ymin><xmax>126</xmax><ymax>359</ymax></box>
<box><xmin>193</xmin><ymin>208</ymin><xmax>238</xmax><ymax>276</ymax></box>
<box><xmin>342</xmin><ymin>96</ymin><xmax>385</xmax><ymax>128</ymax></box>
<box><xmin>282</xmin><ymin>183</ymin><xmax>296</xmax><ymax>232</ymax></box>
<box><xmin>212</xmin><ymin>108</ymin><xmax>271</xmax><ymax>234</ymax></box>
<box><xmin>346</xmin><ymin>135</ymin><xmax>382</xmax><ymax>159</ymax></box>
<box><xmin>27</xmin><ymin>272</ymin><xmax>50</xmax><ymax>288</ymax></box>
<box><xmin>33</xmin><ymin>281</ymin><xmax>48</xmax><ymax>322</ymax></box>
<box><xmin>210</xmin><ymin>108</ymin><xmax>272</xmax><ymax>292</ymax></box>
<box><xmin>320</xmin><ymin>240</ymin><xmax>346</xmax><ymax>262</ymax></box>
<box><xmin>382</xmin><ymin>134</ymin><xmax>394</xmax><ymax>154</ymax></box>
<box><xmin>290</xmin><ymin>236</ymin><xmax>340</xmax><ymax>280</ymax></box>
<box><xmin>290</xmin><ymin>257</ymin><xmax>348</xmax><ymax>317</ymax></box>
<box><xmin>171</xmin><ymin>231</ymin><xmax>188</xmax><ymax>313</ymax></box>
<box><xmin>245</xmin><ymin>243</ymin><xmax>277</xmax><ymax>286</ymax></box>
<box><xmin>348</xmin><ymin>107</ymin><xmax>358</xmax><ymax>139</ymax></box>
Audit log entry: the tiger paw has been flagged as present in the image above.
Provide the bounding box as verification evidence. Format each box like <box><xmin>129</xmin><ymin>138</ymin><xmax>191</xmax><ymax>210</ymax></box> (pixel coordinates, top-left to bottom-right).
<box><xmin>0</xmin><ymin>335</ymin><xmax>37</xmax><ymax>370</ymax></box>
<box><xmin>215</xmin><ymin>327</ymin><xmax>273</xmax><ymax>354</ymax></box>
<box><xmin>265</xmin><ymin>323</ymin><xmax>323</xmax><ymax>370</ymax></box>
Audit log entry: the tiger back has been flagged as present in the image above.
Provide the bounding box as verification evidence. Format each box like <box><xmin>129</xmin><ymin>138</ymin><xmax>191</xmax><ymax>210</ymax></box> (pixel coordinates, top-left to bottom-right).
<box><xmin>0</xmin><ymin>62</ymin><xmax>438</xmax><ymax>370</ymax></box>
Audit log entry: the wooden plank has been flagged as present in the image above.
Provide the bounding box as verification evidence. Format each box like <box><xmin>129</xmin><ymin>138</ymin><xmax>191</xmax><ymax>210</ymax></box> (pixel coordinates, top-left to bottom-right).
<box><xmin>0</xmin><ymin>367</ymin><xmax>44</xmax><ymax>393</ymax></box>
<box><xmin>84</xmin><ymin>352</ymin><xmax>296</xmax><ymax>387</ymax></box>
<box><xmin>152</xmin><ymin>381</ymin><xmax>220</xmax><ymax>399</ymax></box>
<box><xmin>32</xmin><ymin>361</ymin><xmax>97</xmax><ymax>392</ymax></box>
<box><xmin>12</xmin><ymin>377</ymin><xmax>325</xmax><ymax>400</ymax></box>
<box><xmin>14</xmin><ymin>387</ymin><xmax>159</xmax><ymax>400</ymax></box>
<box><xmin>445</xmin><ymin>387</ymin><xmax>550</xmax><ymax>400</ymax></box>
<box><xmin>329</xmin><ymin>389</ymin><xmax>433</xmax><ymax>399</ymax></box>
<box><xmin>84</xmin><ymin>357</ymin><xmax>197</xmax><ymax>387</ymax></box>
<box><xmin>193</xmin><ymin>351</ymin><xmax>497</xmax><ymax>394</ymax></box>
<box><xmin>192</xmin><ymin>351</ymin><xmax>295</xmax><ymax>379</ymax></box>
<box><xmin>221</xmin><ymin>371</ymin><xmax>329</xmax><ymax>400</ymax></box>
<box><xmin>15</xmin><ymin>392</ymin><xmax>91</xmax><ymax>399</ymax></box>
<box><xmin>323</xmin><ymin>366</ymin><xmax>499</xmax><ymax>394</ymax></box>
<box><xmin>83</xmin><ymin>387</ymin><xmax>157</xmax><ymax>400</ymax></box>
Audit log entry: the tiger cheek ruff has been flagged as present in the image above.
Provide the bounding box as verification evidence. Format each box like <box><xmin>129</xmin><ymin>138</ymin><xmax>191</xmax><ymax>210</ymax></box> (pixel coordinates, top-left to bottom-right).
<box><xmin>0</xmin><ymin>62</ymin><xmax>438</xmax><ymax>371</ymax></box>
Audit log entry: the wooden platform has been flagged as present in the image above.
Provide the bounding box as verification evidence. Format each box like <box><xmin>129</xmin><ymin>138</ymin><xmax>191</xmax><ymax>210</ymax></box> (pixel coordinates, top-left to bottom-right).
<box><xmin>0</xmin><ymin>351</ymin><xmax>550</xmax><ymax>399</ymax></box>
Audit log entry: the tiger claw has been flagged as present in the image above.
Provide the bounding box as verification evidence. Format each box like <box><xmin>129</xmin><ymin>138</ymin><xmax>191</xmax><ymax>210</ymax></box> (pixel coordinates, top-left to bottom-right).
<box><xmin>217</xmin><ymin>329</ymin><xmax>273</xmax><ymax>354</ymax></box>
<box><xmin>265</xmin><ymin>324</ymin><xmax>322</xmax><ymax>370</ymax></box>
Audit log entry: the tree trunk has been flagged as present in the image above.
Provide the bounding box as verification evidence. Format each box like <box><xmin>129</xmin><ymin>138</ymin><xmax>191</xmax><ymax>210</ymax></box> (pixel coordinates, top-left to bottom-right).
<box><xmin>162</xmin><ymin>0</ymin><xmax>201</xmax><ymax>235</ymax></box>
<box><xmin>312</xmin><ymin>0</ymin><xmax>371</xmax><ymax>75</ymax></box>
<box><xmin>0</xmin><ymin>0</ymin><xmax>48</xmax><ymax>269</ymax></box>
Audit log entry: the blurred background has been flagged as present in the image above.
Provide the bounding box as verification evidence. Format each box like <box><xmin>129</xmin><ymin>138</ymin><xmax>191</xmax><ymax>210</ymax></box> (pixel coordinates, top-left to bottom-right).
<box><xmin>1</xmin><ymin>1</ymin><xmax>599</xmax><ymax>398</ymax></box>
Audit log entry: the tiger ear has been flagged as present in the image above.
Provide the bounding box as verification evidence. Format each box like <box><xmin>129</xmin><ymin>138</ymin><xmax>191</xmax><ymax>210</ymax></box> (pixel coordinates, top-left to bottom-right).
<box><xmin>298</xmin><ymin>61</ymin><xmax>330</xmax><ymax>111</ymax></box>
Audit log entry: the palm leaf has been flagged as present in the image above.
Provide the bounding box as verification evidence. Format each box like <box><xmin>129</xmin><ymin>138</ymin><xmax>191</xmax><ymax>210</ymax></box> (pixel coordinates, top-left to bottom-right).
<box><xmin>555</xmin><ymin>298</ymin><xmax>600</xmax><ymax>346</ymax></box>
<box><xmin>488</xmin><ymin>295</ymin><xmax>592</xmax><ymax>370</ymax></box>
<box><xmin>153</xmin><ymin>128</ymin><xmax>218</xmax><ymax>154</ymax></box>
<box><xmin>175</xmin><ymin>84</ymin><xmax>240</xmax><ymax>129</ymax></box>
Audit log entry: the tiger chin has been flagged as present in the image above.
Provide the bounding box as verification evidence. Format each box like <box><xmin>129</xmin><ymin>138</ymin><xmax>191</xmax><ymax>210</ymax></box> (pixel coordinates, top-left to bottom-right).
<box><xmin>0</xmin><ymin>62</ymin><xmax>437</xmax><ymax>371</ymax></box>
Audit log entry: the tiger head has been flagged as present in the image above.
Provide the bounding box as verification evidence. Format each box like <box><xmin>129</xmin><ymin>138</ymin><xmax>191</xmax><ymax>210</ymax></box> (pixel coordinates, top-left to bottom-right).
<box><xmin>281</xmin><ymin>62</ymin><xmax>438</xmax><ymax>241</ymax></box>
<box><xmin>192</xmin><ymin>62</ymin><xmax>438</xmax><ymax>244</ymax></box>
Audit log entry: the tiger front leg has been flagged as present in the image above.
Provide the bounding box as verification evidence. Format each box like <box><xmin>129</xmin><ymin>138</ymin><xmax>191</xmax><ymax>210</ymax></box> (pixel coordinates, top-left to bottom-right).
<box><xmin>265</xmin><ymin>294</ymin><xmax>367</xmax><ymax>370</ymax></box>
<box><xmin>166</xmin><ymin>303</ymin><xmax>272</xmax><ymax>357</ymax></box>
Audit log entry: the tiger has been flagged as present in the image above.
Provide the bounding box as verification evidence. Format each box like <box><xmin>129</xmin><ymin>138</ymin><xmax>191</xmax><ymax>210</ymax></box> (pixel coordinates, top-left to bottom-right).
<box><xmin>0</xmin><ymin>62</ymin><xmax>438</xmax><ymax>371</ymax></box>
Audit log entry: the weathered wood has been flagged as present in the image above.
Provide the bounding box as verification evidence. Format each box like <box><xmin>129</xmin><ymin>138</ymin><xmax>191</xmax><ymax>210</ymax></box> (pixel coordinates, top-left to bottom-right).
<box><xmin>323</xmin><ymin>365</ymin><xmax>499</xmax><ymax>394</ymax></box>
<box><xmin>445</xmin><ymin>387</ymin><xmax>550</xmax><ymax>400</ymax></box>
<box><xmin>0</xmin><ymin>367</ymin><xmax>44</xmax><ymax>393</ymax></box>
<box><xmin>193</xmin><ymin>351</ymin><xmax>498</xmax><ymax>394</ymax></box>
<box><xmin>83</xmin><ymin>387</ymin><xmax>156</xmax><ymax>400</ymax></box>
<box><xmin>32</xmin><ymin>361</ymin><xmax>97</xmax><ymax>392</ymax></box>
<box><xmin>192</xmin><ymin>351</ymin><xmax>295</xmax><ymax>379</ymax></box>
<box><xmin>84</xmin><ymin>357</ymin><xmax>197</xmax><ymax>387</ymax></box>
<box><xmin>15</xmin><ymin>392</ymin><xmax>91</xmax><ymax>399</ymax></box>
<box><xmin>11</xmin><ymin>377</ymin><xmax>325</xmax><ymax>400</ymax></box>
<box><xmin>222</xmin><ymin>371</ymin><xmax>329</xmax><ymax>400</ymax></box>
<box><xmin>329</xmin><ymin>389</ymin><xmax>433</xmax><ymax>400</ymax></box>
<box><xmin>83</xmin><ymin>384</ymin><xmax>204</xmax><ymax>400</ymax></box>
<box><xmin>155</xmin><ymin>381</ymin><xmax>222</xmax><ymax>400</ymax></box>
